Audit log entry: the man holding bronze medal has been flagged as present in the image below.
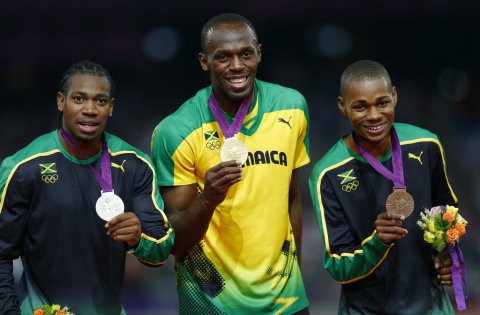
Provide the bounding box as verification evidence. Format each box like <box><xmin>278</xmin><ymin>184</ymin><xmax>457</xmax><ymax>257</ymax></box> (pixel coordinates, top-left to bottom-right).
<box><xmin>151</xmin><ymin>13</ymin><xmax>310</xmax><ymax>314</ymax></box>
<box><xmin>309</xmin><ymin>60</ymin><xmax>458</xmax><ymax>314</ymax></box>
<box><xmin>0</xmin><ymin>60</ymin><xmax>174</xmax><ymax>314</ymax></box>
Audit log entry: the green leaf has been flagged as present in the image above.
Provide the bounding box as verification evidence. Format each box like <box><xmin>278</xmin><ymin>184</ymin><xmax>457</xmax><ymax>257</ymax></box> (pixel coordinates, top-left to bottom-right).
<box><xmin>433</xmin><ymin>239</ymin><xmax>446</xmax><ymax>252</ymax></box>
<box><xmin>434</xmin><ymin>218</ymin><xmax>452</xmax><ymax>231</ymax></box>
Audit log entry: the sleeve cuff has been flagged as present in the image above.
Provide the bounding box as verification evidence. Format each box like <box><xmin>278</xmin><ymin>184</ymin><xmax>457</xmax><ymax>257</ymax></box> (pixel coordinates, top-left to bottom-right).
<box><xmin>373</xmin><ymin>231</ymin><xmax>396</xmax><ymax>248</ymax></box>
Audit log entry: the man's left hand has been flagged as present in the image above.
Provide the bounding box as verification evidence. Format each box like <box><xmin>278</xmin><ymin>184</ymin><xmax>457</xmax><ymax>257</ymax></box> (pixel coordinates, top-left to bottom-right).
<box><xmin>434</xmin><ymin>252</ymin><xmax>453</xmax><ymax>286</ymax></box>
<box><xmin>106</xmin><ymin>212</ymin><xmax>141</xmax><ymax>248</ymax></box>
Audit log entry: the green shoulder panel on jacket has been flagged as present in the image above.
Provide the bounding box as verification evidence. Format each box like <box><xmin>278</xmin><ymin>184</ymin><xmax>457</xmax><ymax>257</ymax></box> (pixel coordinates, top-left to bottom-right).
<box><xmin>1</xmin><ymin>131</ymin><xmax>59</xmax><ymax>210</ymax></box>
<box><xmin>394</xmin><ymin>122</ymin><xmax>439</xmax><ymax>142</ymax></box>
<box><xmin>150</xmin><ymin>87</ymin><xmax>215</xmax><ymax>187</ymax></box>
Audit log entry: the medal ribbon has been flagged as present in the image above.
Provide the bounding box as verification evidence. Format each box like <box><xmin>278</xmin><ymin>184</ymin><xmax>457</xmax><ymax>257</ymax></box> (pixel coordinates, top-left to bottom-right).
<box><xmin>354</xmin><ymin>127</ymin><xmax>405</xmax><ymax>189</ymax></box>
<box><xmin>448</xmin><ymin>243</ymin><xmax>468</xmax><ymax>311</ymax></box>
<box><xmin>60</xmin><ymin>129</ymin><xmax>113</xmax><ymax>192</ymax></box>
<box><xmin>207</xmin><ymin>92</ymin><xmax>253</xmax><ymax>138</ymax></box>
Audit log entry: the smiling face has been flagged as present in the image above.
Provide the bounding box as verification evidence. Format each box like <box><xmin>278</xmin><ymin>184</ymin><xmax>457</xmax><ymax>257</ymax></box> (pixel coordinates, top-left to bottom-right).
<box><xmin>198</xmin><ymin>22</ymin><xmax>261</xmax><ymax>112</ymax></box>
<box><xmin>338</xmin><ymin>77</ymin><xmax>397</xmax><ymax>154</ymax></box>
<box><xmin>57</xmin><ymin>73</ymin><xmax>114</xmax><ymax>151</ymax></box>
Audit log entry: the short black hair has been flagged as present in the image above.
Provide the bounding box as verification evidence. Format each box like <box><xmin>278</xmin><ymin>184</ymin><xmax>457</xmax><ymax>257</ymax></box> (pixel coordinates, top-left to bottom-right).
<box><xmin>200</xmin><ymin>13</ymin><xmax>257</xmax><ymax>52</ymax></box>
<box><xmin>340</xmin><ymin>60</ymin><xmax>392</xmax><ymax>98</ymax></box>
<box><xmin>58</xmin><ymin>60</ymin><xmax>115</xmax><ymax>97</ymax></box>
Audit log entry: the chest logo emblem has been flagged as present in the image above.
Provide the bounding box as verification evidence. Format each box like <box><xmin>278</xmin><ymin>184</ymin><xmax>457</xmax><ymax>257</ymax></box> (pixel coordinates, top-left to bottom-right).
<box><xmin>408</xmin><ymin>151</ymin><xmax>423</xmax><ymax>165</ymax></box>
<box><xmin>277</xmin><ymin>116</ymin><xmax>292</xmax><ymax>129</ymax></box>
<box><xmin>39</xmin><ymin>163</ymin><xmax>58</xmax><ymax>184</ymax></box>
<box><xmin>111</xmin><ymin>160</ymin><xmax>126</xmax><ymax>172</ymax></box>
<box><xmin>338</xmin><ymin>169</ymin><xmax>359</xmax><ymax>192</ymax></box>
<box><xmin>204</xmin><ymin>131</ymin><xmax>221</xmax><ymax>150</ymax></box>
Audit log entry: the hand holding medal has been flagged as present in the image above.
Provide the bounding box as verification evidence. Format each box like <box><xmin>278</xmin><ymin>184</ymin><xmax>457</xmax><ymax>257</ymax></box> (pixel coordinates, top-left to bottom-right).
<box><xmin>375</xmin><ymin>211</ymin><xmax>408</xmax><ymax>244</ymax></box>
<box><xmin>105</xmin><ymin>211</ymin><xmax>142</xmax><ymax>247</ymax></box>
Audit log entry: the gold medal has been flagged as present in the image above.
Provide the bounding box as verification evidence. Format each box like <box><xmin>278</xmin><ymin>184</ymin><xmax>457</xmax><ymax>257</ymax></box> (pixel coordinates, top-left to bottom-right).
<box><xmin>220</xmin><ymin>137</ymin><xmax>248</xmax><ymax>164</ymax></box>
<box><xmin>386</xmin><ymin>188</ymin><xmax>414</xmax><ymax>218</ymax></box>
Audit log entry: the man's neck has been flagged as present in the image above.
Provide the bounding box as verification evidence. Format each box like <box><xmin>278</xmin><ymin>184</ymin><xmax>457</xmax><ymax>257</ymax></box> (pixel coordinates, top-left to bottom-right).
<box><xmin>214</xmin><ymin>94</ymin><xmax>242</xmax><ymax>114</ymax></box>
<box><xmin>58</xmin><ymin>130</ymin><xmax>102</xmax><ymax>160</ymax></box>
<box><xmin>345</xmin><ymin>134</ymin><xmax>391</xmax><ymax>158</ymax></box>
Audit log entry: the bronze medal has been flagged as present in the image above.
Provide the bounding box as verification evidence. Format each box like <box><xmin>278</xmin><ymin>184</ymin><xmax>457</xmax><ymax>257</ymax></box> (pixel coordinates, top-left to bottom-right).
<box><xmin>386</xmin><ymin>188</ymin><xmax>414</xmax><ymax>218</ymax></box>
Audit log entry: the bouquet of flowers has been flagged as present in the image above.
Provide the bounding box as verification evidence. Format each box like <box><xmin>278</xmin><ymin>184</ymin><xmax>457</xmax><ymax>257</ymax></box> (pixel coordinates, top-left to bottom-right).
<box><xmin>417</xmin><ymin>205</ymin><xmax>467</xmax><ymax>252</ymax></box>
<box><xmin>417</xmin><ymin>205</ymin><xmax>468</xmax><ymax>311</ymax></box>
<box><xmin>32</xmin><ymin>304</ymin><xmax>74</xmax><ymax>315</ymax></box>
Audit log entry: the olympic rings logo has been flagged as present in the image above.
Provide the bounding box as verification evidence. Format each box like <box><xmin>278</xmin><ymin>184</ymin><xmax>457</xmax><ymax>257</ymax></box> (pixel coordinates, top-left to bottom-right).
<box><xmin>342</xmin><ymin>180</ymin><xmax>359</xmax><ymax>192</ymax></box>
<box><xmin>42</xmin><ymin>174</ymin><xmax>59</xmax><ymax>184</ymax></box>
<box><xmin>205</xmin><ymin>140</ymin><xmax>221</xmax><ymax>150</ymax></box>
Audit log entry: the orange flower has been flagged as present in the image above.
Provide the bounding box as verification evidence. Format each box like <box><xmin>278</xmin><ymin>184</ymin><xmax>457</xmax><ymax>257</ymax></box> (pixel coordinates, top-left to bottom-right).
<box><xmin>443</xmin><ymin>212</ymin><xmax>455</xmax><ymax>223</ymax></box>
<box><xmin>455</xmin><ymin>223</ymin><xmax>466</xmax><ymax>237</ymax></box>
<box><xmin>33</xmin><ymin>310</ymin><xmax>45</xmax><ymax>315</ymax></box>
<box><xmin>446</xmin><ymin>228</ymin><xmax>459</xmax><ymax>244</ymax></box>
<box><xmin>55</xmin><ymin>311</ymin><xmax>66</xmax><ymax>315</ymax></box>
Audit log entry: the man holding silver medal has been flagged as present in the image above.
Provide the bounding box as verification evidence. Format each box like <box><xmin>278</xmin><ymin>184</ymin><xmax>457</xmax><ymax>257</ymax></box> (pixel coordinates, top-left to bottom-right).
<box><xmin>309</xmin><ymin>60</ymin><xmax>457</xmax><ymax>314</ymax></box>
<box><xmin>151</xmin><ymin>13</ymin><xmax>310</xmax><ymax>314</ymax></box>
<box><xmin>0</xmin><ymin>60</ymin><xmax>174</xmax><ymax>314</ymax></box>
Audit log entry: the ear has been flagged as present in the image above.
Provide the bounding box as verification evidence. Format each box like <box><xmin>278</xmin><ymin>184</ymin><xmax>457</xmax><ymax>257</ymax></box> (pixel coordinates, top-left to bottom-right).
<box><xmin>392</xmin><ymin>86</ymin><xmax>398</xmax><ymax>107</ymax></box>
<box><xmin>337</xmin><ymin>96</ymin><xmax>347</xmax><ymax>116</ymax></box>
<box><xmin>109</xmin><ymin>98</ymin><xmax>115</xmax><ymax>117</ymax></box>
<box><xmin>57</xmin><ymin>92</ymin><xmax>65</xmax><ymax>112</ymax></box>
<box><xmin>256</xmin><ymin>43</ymin><xmax>262</xmax><ymax>63</ymax></box>
<box><xmin>198</xmin><ymin>52</ymin><xmax>209</xmax><ymax>71</ymax></box>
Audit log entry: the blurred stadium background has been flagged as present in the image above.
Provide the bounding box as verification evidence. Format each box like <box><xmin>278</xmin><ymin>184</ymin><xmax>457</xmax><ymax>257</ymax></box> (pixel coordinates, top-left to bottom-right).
<box><xmin>1</xmin><ymin>1</ymin><xmax>479</xmax><ymax>314</ymax></box>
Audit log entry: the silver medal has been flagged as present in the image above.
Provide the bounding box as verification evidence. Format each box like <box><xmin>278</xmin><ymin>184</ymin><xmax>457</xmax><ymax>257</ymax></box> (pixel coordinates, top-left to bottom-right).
<box><xmin>95</xmin><ymin>190</ymin><xmax>124</xmax><ymax>221</ymax></box>
<box><xmin>220</xmin><ymin>137</ymin><xmax>248</xmax><ymax>164</ymax></box>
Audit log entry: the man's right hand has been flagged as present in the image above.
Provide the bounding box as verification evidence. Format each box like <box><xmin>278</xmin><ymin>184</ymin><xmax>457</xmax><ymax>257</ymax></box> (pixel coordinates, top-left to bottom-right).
<box><xmin>160</xmin><ymin>160</ymin><xmax>243</xmax><ymax>258</ymax></box>
<box><xmin>375</xmin><ymin>211</ymin><xmax>408</xmax><ymax>244</ymax></box>
<box><xmin>200</xmin><ymin>160</ymin><xmax>243</xmax><ymax>208</ymax></box>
